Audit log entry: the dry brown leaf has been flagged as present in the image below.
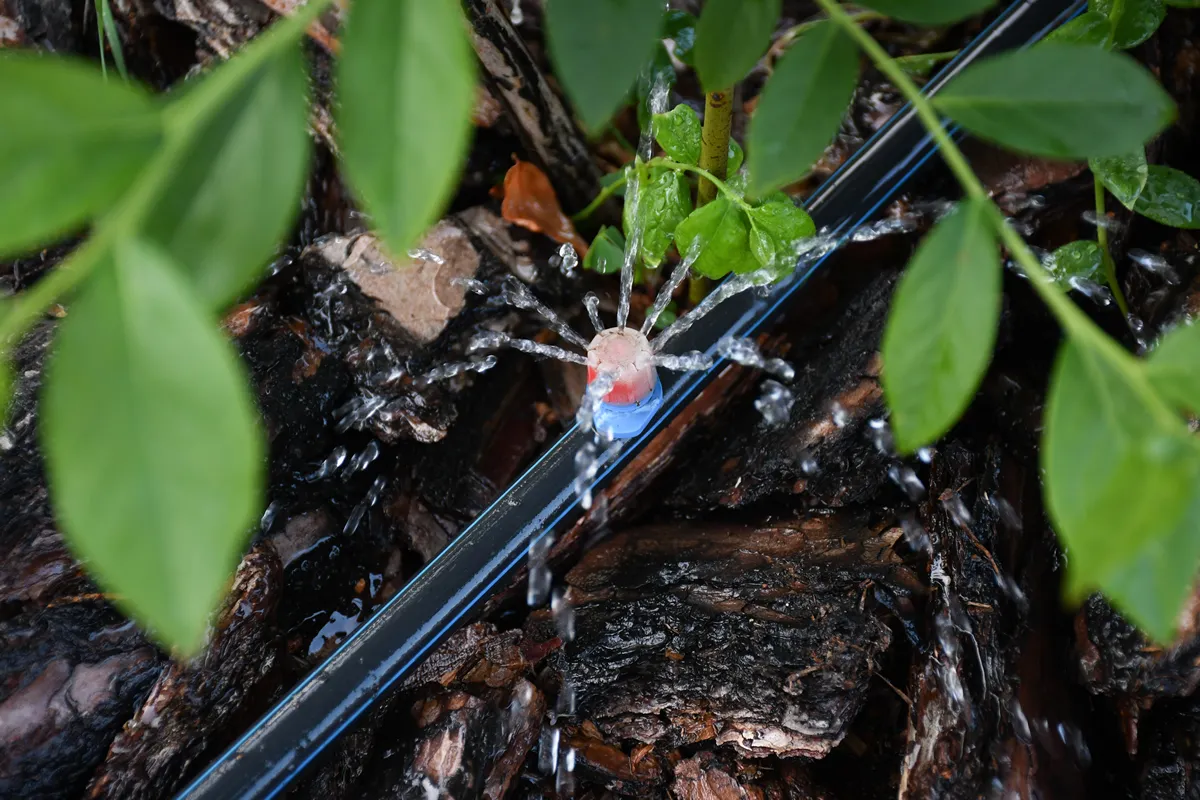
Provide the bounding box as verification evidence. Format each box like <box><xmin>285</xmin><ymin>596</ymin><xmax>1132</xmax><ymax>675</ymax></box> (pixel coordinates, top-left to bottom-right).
<box><xmin>500</xmin><ymin>158</ymin><xmax>589</xmax><ymax>256</ymax></box>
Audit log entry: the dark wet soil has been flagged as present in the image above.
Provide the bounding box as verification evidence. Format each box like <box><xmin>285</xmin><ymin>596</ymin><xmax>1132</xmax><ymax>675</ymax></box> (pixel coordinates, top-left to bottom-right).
<box><xmin>6</xmin><ymin>1</ymin><xmax>1200</xmax><ymax>798</ymax></box>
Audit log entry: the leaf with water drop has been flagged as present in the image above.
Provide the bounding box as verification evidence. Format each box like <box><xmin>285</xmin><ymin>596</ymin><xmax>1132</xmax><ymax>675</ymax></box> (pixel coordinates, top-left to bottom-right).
<box><xmin>1132</xmin><ymin>166</ymin><xmax>1200</xmax><ymax>229</ymax></box>
<box><xmin>653</xmin><ymin>105</ymin><xmax>702</xmax><ymax>165</ymax></box>
<box><xmin>1091</xmin><ymin>150</ymin><xmax>1149</xmax><ymax>209</ymax></box>
<box><xmin>144</xmin><ymin>44</ymin><xmax>310</xmax><ymax>309</ymax></box>
<box><xmin>728</xmin><ymin>139</ymin><xmax>745</xmax><ymax>174</ymax></box>
<box><xmin>1043</xmin><ymin>10</ymin><xmax>1113</xmax><ymax>46</ymax></box>
<box><xmin>1043</xmin><ymin>339</ymin><xmax>1200</xmax><ymax>643</ymax></box>
<box><xmin>858</xmin><ymin>0</ymin><xmax>997</xmax><ymax>24</ymax></box>
<box><xmin>1091</xmin><ymin>0</ymin><xmax>1165</xmax><ymax>49</ymax></box>
<box><xmin>1047</xmin><ymin>240</ymin><xmax>1104</xmax><ymax>286</ymax></box>
<box><xmin>547</xmin><ymin>0</ymin><xmax>665</xmax><ymax>131</ymax></box>
<box><xmin>746</xmin><ymin>196</ymin><xmax>816</xmax><ymax>280</ymax></box>
<box><xmin>624</xmin><ymin>165</ymin><xmax>692</xmax><ymax>268</ymax></box>
<box><xmin>934</xmin><ymin>45</ymin><xmax>1175</xmax><ymax>160</ymax></box>
<box><xmin>584</xmin><ymin>225</ymin><xmax>625</xmax><ymax>274</ymax></box>
<box><xmin>747</xmin><ymin>21</ymin><xmax>859</xmax><ymax>196</ymax></box>
<box><xmin>1146</xmin><ymin>322</ymin><xmax>1200</xmax><ymax>414</ymax></box>
<box><xmin>42</xmin><ymin>240</ymin><xmax>263</xmax><ymax>655</ymax></box>
<box><xmin>339</xmin><ymin>0</ymin><xmax>475</xmax><ymax>263</ymax></box>
<box><xmin>674</xmin><ymin>195</ymin><xmax>759</xmax><ymax>279</ymax></box>
<box><xmin>694</xmin><ymin>0</ymin><xmax>781</xmax><ymax>92</ymax></box>
<box><xmin>0</xmin><ymin>53</ymin><xmax>162</xmax><ymax>258</ymax></box>
<box><xmin>882</xmin><ymin>199</ymin><xmax>1000</xmax><ymax>453</ymax></box>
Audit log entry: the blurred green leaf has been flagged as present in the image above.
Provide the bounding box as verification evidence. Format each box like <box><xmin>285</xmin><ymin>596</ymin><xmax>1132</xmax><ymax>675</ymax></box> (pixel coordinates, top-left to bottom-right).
<box><xmin>652</xmin><ymin>104</ymin><xmax>702</xmax><ymax>165</ymax></box>
<box><xmin>893</xmin><ymin>50</ymin><xmax>958</xmax><ymax>80</ymax></box>
<box><xmin>145</xmin><ymin>45</ymin><xmax>310</xmax><ymax>309</ymax></box>
<box><xmin>935</xmin><ymin>44</ymin><xmax>1175</xmax><ymax>159</ymax></box>
<box><xmin>1042</xmin><ymin>11</ymin><xmax>1113</xmax><ymax>46</ymax></box>
<box><xmin>694</xmin><ymin>0</ymin><xmax>781</xmax><ymax>92</ymax></box>
<box><xmin>339</xmin><ymin>0</ymin><xmax>475</xmax><ymax>261</ymax></box>
<box><xmin>600</xmin><ymin>168</ymin><xmax>628</xmax><ymax>198</ymax></box>
<box><xmin>624</xmin><ymin>166</ymin><xmax>692</xmax><ymax>267</ymax></box>
<box><xmin>1047</xmin><ymin>240</ymin><xmax>1104</xmax><ymax>287</ymax></box>
<box><xmin>746</xmin><ymin>196</ymin><xmax>815</xmax><ymax>279</ymax></box>
<box><xmin>1091</xmin><ymin>150</ymin><xmax>1150</xmax><ymax>209</ymax></box>
<box><xmin>654</xmin><ymin>302</ymin><xmax>677</xmax><ymax>329</ymax></box>
<box><xmin>748</xmin><ymin>21</ymin><xmax>859</xmax><ymax>195</ymax></box>
<box><xmin>674</xmin><ymin>195</ymin><xmax>760</xmax><ymax>279</ymax></box>
<box><xmin>42</xmin><ymin>240</ymin><xmax>262</xmax><ymax>655</ymax></box>
<box><xmin>728</xmin><ymin>138</ymin><xmax>745</xmax><ymax>174</ymax></box>
<box><xmin>1132</xmin><ymin>166</ymin><xmax>1200</xmax><ymax>229</ymax></box>
<box><xmin>1091</xmin><ymin>0</ymin><xmax>1164</xmax><ymax>49</ymax></box>
<box><xmin>1147</xmin><ymin>322</ymin><xmax>1200</xmax><ymax>414</ymax></box>
<box><xmin>547</xmin><ymin>0</ymin><xmax>665</xmax><ymax>131</ymax></box>
<box><xmin>664</xmin><ymin>9</ymin><xmax>696</xmax><ymax>65</ymax></box>
<box><xmin>1044</xmin><ymin>339</ymin><xmax>1200</xmax><ymax>643</ymax></box>
<box><xmin>584</xmin><ymin>225</ymin><xmax>626</xmax><ymax>274</ymax></box>
<box><xmin>0</xmin><ymin>53</ymin><xmax>161</xmax><ymax>258</ymax></box>
<box><xmin>857</xmin><ymin>0</ymin><xmax>996</xmax><ymax>25</ymax></box>
<box><xmin>882</xmin><ymin>199</ymin><xmax>1000</xmax><ymax>452</ymax></box>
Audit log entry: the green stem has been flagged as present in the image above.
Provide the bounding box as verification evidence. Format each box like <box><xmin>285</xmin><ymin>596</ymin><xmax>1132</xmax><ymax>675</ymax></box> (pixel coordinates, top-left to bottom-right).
<box><xmin>697</xmin><ymin>89</ymin><xmax>733</xmax><ymax>206</ymax></box>
<box><xmin>571</xmin><ymin>172</ymin><xmax>627</xmax><ymax>222</ymax></box>
<box><xmin>773</xmin><ymin>9</ymin><xmax>887</xmax><ymax>61</ymax></box>
<box><xmin>1094</xmin><ymin>177</ymin><xmax>1130</xmax><ymax>316</ymax></box>
<box><xmin>649</xmin><ymin>157</ymin><xmax>749</xmax><ymax>210</ymax></box>
<box><xmin>94</xmin><ymin>0</ymin><xmax>108</xmax><ymax>79</ymax></box>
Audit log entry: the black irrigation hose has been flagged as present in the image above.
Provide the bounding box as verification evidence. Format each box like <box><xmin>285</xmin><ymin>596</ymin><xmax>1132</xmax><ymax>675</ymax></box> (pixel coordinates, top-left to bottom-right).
<box><xmin>179</xmin><ymin>2</ymin><xmax>1085</xmax><ymax>796</ymax></box>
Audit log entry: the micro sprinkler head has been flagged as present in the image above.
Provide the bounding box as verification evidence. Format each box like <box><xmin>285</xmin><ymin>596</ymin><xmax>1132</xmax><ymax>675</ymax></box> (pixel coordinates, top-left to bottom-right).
<box><xmin>584</xmin><ymin>327</ymin><xmax>663</xmax><ymax>440</ymax></box>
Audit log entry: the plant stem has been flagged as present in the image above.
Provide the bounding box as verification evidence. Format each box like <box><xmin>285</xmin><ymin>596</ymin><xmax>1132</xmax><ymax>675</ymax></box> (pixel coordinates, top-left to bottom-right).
<box><xmin>1094</xmin><ymin>177</ymin><xmax>1129</xmax><ymax>316</ymax></box>
<box><xmin>572</xmin><ymin>172</ymin><xmax>627</xmax><ymax>222</ymax></box>
<box><xmin>648</xmin><ymin>157</ymin><xmax>750</xmax><ymax>209</ymax></box>
<box><xmin>697</xmin><ymin>89</ymin><xmax>734</xmax><ymax>206</ymax></box>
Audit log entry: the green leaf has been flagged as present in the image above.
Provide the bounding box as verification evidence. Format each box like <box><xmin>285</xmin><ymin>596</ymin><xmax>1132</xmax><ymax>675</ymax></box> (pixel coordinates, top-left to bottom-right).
<box><xmin>1091</xmin><ymin>150</ymin><xmax>1149</xmax><ymax>209</ymax></box>
<box><xmin>624</xmin><ymin>166</ymin><xmax>692</xmax><ymax>268</ymax></box>
<box><xmin>144</xmin><ymin>46</ymin><xmax>310</xmax><ymax>309</ymax></box>
<box><xmin>1132</xmin><ymin>166</ymin><xmax>1200</xmax><ymax>229</ymax></box>
<box><xmin>652</xmin><ymin>105</ymin><xmax>702</xmax><ymax>165</ymax></box>
<box><xmin>654</xmin><ymin>302</ymin><xmax>677</xmax><ymax>329</ymax></box>
<box><xmin>42</xmin><ymin>240</ymin><xmax>263</xmax><ymax>655</ymax></box>
<box><xmin>0</xmin><ymin>53</ymin><xmax>161</xmax><ymax>258</ymax></box>
<box><xmin>746</xmin><ymin>197</ymin><xmax>815</xmax><ymax>279</ymax></box>
<box><xmin>857</xmin><ymin>0</ymin><xmax>997</xmax><ymax>25</ymax></box>
<box><xmin>585</xmin><ymin>225</ymin><xmax>625</xmax><ymax>274</ymax></box>
<box><xmin>1042</xmin><ymin>11</ymin><xmax>1113</xmax><ymax>46</ymax></box>
<box><xmin>1167</xmin><ymin>0</ymin><xmax>1200</xmax><ymax>6</ymax></box>
<box><xmin>600</xmin><ymin>168</ymin><xmax>628</xmax><ymax>198</ymax></box>
<box><xmin>934</xmin><ymin>44</ymin><xmax>1175</xmax><ymax>160</ymax></box>
<box><xmin>1091</xmin><ymin>0</ymin><xmax>1165</xmax><ymax>49</ymax></box>
<box><xmin>1047</xmin><ymin>240</ymin><xmax>1104</xmax><ymax>286</ymax></box>
<box><xmin>694</xmin><ymin>0</ymin><xmax>781</xmax><ymax>92</ymax></box>
<box><xmin>547</xmin><ymin>0</ymin><xmax>665</xmax><ymax>131</ymax></box>
<box><xmin>1147</xmin><ymin>322</ymin><xmax>1200</xmax><ymax>413</ymax></box>
<box><xmin>747</xmin><ymin>21</ymin><xmax>859</xmax><ymax>196</ymax></box>
<box><xmin>664</xmin><ymin>9</ymin><xmax>696</xmax><ymax>66</ymax></box>
<box><xmin>635</xmin><ymin>43</ymin><xmax>677</xmax><ymax>132</ymax></box>
<box><xmin>340</xmin><ymin>0</ymin><xmax>475</xmax><ymax>262</ymax></box>
<box><xmin>881</xmin><ymin>199</ymin><xmax>1000</xmax><ymax>452</ymax></box>
<box><xmin>728</xmin><ymin>138</ymin><xmax>745</xmax><ymax>174</ymax></box>
<box><xmin>674</xmin><ymin>195</ymin><xmax>760</xmax><ymax>279</ymax></box>
<box><xmin>894</xmin><ymin>50</ymin><xmax>959</xmax><ymax>81</ymax></box>
<box><xmin>1044</xmin><ymin>340</ymin><xmax>1200</xmax><ymax>642</ymax></box>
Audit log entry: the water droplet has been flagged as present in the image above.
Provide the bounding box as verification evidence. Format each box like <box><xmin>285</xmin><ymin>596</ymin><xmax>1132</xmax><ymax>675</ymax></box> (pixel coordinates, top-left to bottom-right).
<box><xmin>755</xmin><ymin>379</ymin><xmax>794</xmax><ymax>426</ymax></box>
<box><xmin>831</xmin><ymin>401</ymin><xmax>849</xmax><ymax>428</ymax></box>
<box><xmin>557</xmin><ymin>243</ymin><xmax>579</xmax><ymax>276</ymax></box>
<box><xmin>1129</xmin><ymin>248</ymin><xmax>1181</xmax><ymax>285</ymax></box>
<box><xmin>888</xmin><ymin>463</ymin><xmax>925</xmax><ymax>500</ymax></box>
<box><xmin>509</xmin><ymin>0</ymin><xmax>523</xmax><ymax>25</ymax></box>
<box><xmin>901</xmin><ymin>515</ymin><xmax>931</xmax><ymax>555</ymax></box>
<box><xmin>942</xmin><ymin>493</ymin><xmax>973</xmax><ymax>528</ymax></box>
<box><xmin>583</xmin><ymin>293</ymin><xmax>604</xmax><ymax>333</ymax></box>
<box><xmin>868</xmin><ymin>417</ymin><xmax>894</xmax><ymax>455</ymax></box>
<box><xmin>260</xmin><ymin>501</ymin><xmax>279</xmax><ymax>533</ymax></box>
<box><xmin>916</xmin><ymin>446</ymin><xmax>935</xmax><ymax>464</ymax></box>
<box><xmin>552</xmin><ymin>587</ymin><xmax>576</xmax><ymax>642</ymax></box>
<box><xmin>538</xmin><ymin>725</ymin><xmax>560</xmax><ymax>774</ymax></box>
<box><xmin>1067</xmin><ymin>276</ymin><xmax>1113</xmax><ymax>307</ymax></box>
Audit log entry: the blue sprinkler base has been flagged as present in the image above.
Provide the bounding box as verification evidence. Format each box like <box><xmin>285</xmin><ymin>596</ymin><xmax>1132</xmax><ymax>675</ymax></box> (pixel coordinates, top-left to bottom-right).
<box><xmin>592</xmin><ymin>374</ymin><xmax>664</xmax><ymax>440</ymax></box>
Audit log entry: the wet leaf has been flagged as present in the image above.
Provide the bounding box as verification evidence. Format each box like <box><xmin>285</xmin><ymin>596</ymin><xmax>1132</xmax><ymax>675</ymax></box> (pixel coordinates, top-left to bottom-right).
<box><xmin>728</xmin><ymin>139</ymin><xmax>745</xmax><ymax>174</ymax></box>
<box><xmin>1042</xmin><ymin>11</ymin><xmax>1113</xmax><ymax>46</ymax></box>
<box><xmin>653</xmin><ymin>105</ymin><xmax>702</xmax><ymax>165</ymax></box>
<box><xmin>42</xmin><ymin>240</ymin><xmax>263</xmax><ymax>655</ymax></box>
<box><xmin>893</xmin><ymin>50</ymin><xmax>958</xmax><ymax>81</ymax></box>
<box><xmin>882</xmin><ymin>199</ymin><xmax>1000</xmax><ymax>453</ymax></box>
<box><xmin>746</xmin><ymin>196</ymin><xmax>815</xmax><ymax>279</ymax></box>
<box><xmin>674</xmin><ymin>196</ymin><xmax>760</xmax><ymax>279</ymax></box>
<box><xmin>1048</xmin><ymin>240</ymin><xmax>1104</xmax><ymax>286</ymax></box>
<box><xmin>339</xmin><ymin>0</ymin><xmax>474</xmax><ymax>264</ymax></box>
<box><xmin>1147</xmin><ymin>322</ymin><xmax>1200</xmax><ymax>414</ymax></box>
<box><xmin>934</xmin><ymin>44</ymin><xmax>1175</xmax><ymax>160</ymax></box>
<box><xmin>547</xmin><ymin>0</ymin><xmax>665</xmax><ymax>131</ymax></box>
<box><xmin>0</xmin><ymin>53</ymin><xmax>161</xmax><ymax>258</ymax></box>
<box><xmin>1132</xmin><ymin>166</ymin><xmax>1200</xmax><ymax>229</ymax></box>
<box><xmin>664</xmin><ymin>9</ymin><xmax>696</xmax><ymax>66</ymax></box>
<box><xmin>624</xmin><ymin>166</ymin><xmax>692</xmax><ymax>267</ymax></box>
<box><xmin>635</xmin><ymin>43</ymin><xmax>677</xmax><ymax>131</ymax></box>
<box><xmin>584</xmin><ymin>226</ymin><xmax>625</xmax><ymax>274</ymax></box>
<box><xmin>1091</xmin><ymin>150</ymin><xmax>1149</xmax><ymax>209</ymax></box>
<box><xmin>857</xmin><ymin>0</ymin><xmax>997</xmax><ymax>25</ymax></box>
<box><xmin>501</xmin><ymin>158</ymin><xmax>590</xmax><ymax>255</ymax></box>
<box><xmin>748</xmin><ymin>21</ymin><xmax>859</xmax><ymax>195</ymax></box>
<box><xmin>694</xmin><ymin>0</ymin><xmax>781</xmax><ymax>92</ymax></box>
<box><xmin>145</xmin><ymin>45</ymin><xmax>310</xmax><ymax>309</ymax></box>
<box><xmin>1091</xmin><ymin>0</ymin><xmax>1164</xmax><ymax>49</ymax></box>
<box><xmin>1044</xmin><ymin>339</ymin><xmax>1200</xmax><ymax>643</ymax></box>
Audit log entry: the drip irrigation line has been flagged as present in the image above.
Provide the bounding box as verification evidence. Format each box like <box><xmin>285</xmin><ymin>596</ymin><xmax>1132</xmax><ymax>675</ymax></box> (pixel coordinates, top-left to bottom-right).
<box><xmin>178</xmin><ymin>1</ymin><xmax>1086</xmax><ymax>796</ymax></box>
